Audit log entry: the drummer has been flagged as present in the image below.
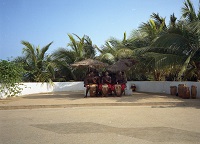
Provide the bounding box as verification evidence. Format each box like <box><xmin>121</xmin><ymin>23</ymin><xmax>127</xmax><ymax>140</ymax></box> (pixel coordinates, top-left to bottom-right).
<box><xmin>100</xmin><ymin>71</ymin><xmax>114</xmax><ymax>95</ymax></box>
<box><xmin>115</xmin><ymin>71</ymin><xmax>127</xmax><ymax>95</ymax></box>
<box><xmin>84</xmin><ymin>71</ymin><xmax>97</xmax><ymax>98</ymax></box>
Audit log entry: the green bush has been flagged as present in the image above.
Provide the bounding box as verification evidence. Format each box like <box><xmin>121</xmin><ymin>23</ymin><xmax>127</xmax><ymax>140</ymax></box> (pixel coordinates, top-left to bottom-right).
<box><xmin>0</xmin><ymin>60</ymin><xmax>25</xmax><ymax>98</ymax></box>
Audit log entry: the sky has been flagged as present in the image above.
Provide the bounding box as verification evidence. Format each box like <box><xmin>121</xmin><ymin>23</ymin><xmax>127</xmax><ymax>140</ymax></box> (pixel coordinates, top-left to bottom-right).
<box><xmin>0</xmin><ymin>0</ymin><xmax>199</xmax><ymax>60</ymax></box>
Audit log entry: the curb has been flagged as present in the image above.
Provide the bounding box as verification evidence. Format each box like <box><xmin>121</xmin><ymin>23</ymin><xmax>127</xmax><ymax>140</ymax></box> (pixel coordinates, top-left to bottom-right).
<box><xmin>1</xmin><ymin>102</ymin><xmax>200</xmax><ymax>110</ymax></box>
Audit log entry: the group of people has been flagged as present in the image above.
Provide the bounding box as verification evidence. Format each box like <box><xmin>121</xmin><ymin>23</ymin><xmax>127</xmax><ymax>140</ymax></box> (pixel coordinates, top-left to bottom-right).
<box><xmin>84</xmin><ymin>70</ymin><xmax>127</xmax><ymax>98</ymax></box>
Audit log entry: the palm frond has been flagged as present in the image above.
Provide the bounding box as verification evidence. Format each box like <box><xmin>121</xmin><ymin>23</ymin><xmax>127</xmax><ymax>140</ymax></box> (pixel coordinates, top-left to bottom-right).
<box><xmin>93</xmin><ymin>45</ymin><xmax>103</xmax><ymax>53</ymax></box>
<box><xmin>36</xmin><ymin>46</ymin><xmax>40</xmax><ymax>58</ymax></box>
<box><xmin>115</xmin><ymin>48</ymin><xmax>133</xmax><ymax>59</ymax></box>
<box><xmin>188</xmin><ymin>20</ymin><xmax>200</xmax><ymax>34</ymax></box>
<box><xmin>100</xmin><ymin>53</ymin><xmax>115</xmax><ymax>64</ymax></box>
<box><xmin>182</xmin><ymin>0</ymin><xmax>198</xmax><ymax>22</ymax></box>
<box><xmin>123</xmin><ymin>32</ymin><xmax>127</xmax><ymax>43</ymax></box>
<box><xmin>84</xmin><ymin>35</ymin><xmax>92</xmax><ymax>45</ymax></box>
<box><xmin>21</xmin><ymin>41</ymin><xmax>35</xmax><ymax>58</ymax></box>
<box><xmin>21</xmin><ymin>41</ymin><xmax>37</xmax><ymax>68</ymax></box>
<box><xmin>151</xmin><ymin>13</ymin><xmax>163</xmax><ymax>24</ymax></box>
<box><xmin>149</xmin><ymin>19</ymin><xmax>157</xmax><ymax>31</ymax></box>
<box><xmin>183</xmin><ymin>61</ymin><xmax>198</xmax><ymax>80</ymax></box>
<box><xmin>40</xmin><ymin>41</ymin><xmax>53</xmax><ymax>60</ymax></box>
<box><xmin>67</xmin><ymin>34</ymin><xmax>78</xmax><ymax>52</ymax></box>
<box><xmin>72</xmin><ymin>33</ymin><xmax>82</xmax><ymax>41</ymax></box>
<box><xmin>103</xmin><ymin>41</ymin><xmax>116</xmax><ymax>53</ymax></box>
<box><xmin>107</xmin><ymin>37</ymin><xmax>124</xmax><ymax>49</ymax></box>
<box><xmin>152</xmin><ymin>33</ymin><xmax>190</xmax><ymax>54</ymax></box>
<box><xmin>143</xmin><ymin>52</ymin><xmax>184</xmax><ymax>69</ymax></box>
<box><xmin>129</xmin><ymin>30</ymin><xmax>147</xmax><ymax>40</ymax></box>
<box><xmin>52</xmin><ymin>48</ymin><xmax>75</xmax><ymax>64</ymax></box>
<box><xmin>67</xmin><ymin>33</ymin><xmax>85</xmax><ymax>59</ymax></box>
<box><xmin>178</xmin><ymin>51</ymin><xmax>193</xmax><ymax>80</ymax></box>
<box><xmin>132</xmin><ymin>46</ymin><xmax>151</xmax><ymax>55</ymax></box>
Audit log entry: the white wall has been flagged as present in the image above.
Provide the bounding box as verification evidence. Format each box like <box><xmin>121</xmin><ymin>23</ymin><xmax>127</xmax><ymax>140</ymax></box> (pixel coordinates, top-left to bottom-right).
<box><xmin>128</xmin><ymin>81</ymin><xmax>200</xmax><ymax>98</ymax></box>
<box><xmin>0</xmin><ymin>82</ymin><xmax>84</xmax><ymax>99</ymax></box>
<box><xmin>0</xmin><ymin>81</ymin><xmax>199</xmax><ymax>99</ymax></box>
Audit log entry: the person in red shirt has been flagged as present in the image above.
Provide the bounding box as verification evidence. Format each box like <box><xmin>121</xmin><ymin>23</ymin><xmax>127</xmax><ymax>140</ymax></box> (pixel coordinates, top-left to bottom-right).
<box><xmin>99</xmin><ymin>71</ymin><xmax>114</xmax><ymax>96</ymax></box>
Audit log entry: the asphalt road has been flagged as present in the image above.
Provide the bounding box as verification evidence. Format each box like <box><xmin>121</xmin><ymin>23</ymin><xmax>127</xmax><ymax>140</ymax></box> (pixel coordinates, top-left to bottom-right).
<box><xmin>1</xmin><ymin>106</ymin><xmax>200</xmax><ymax>144</ymax></box>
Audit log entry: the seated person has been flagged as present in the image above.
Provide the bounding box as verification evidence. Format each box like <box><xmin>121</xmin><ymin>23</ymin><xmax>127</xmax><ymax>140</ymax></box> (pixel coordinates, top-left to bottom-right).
<box><xmin>93</xmin><ymin>70</ymin><xmax>100</xmax><ymax>85</ymax></box>
<box><xmin>99</xmin><ymin>71</ymin><xmax>114</xmax><ymax>95</ymax></box>
<box><xmin>115</xmin><ymin>71</ymin><xmax>127</xmax><ymax>95</ymax></box>
<box><xmin>84</xmin><ymin>71</ymin><xmax>97</xmax><ymax>98</ymax></box>
<box><xmin>94</xmin><ymin>71</ymin><xmax>101</xmax><ymax>96</ymax></box>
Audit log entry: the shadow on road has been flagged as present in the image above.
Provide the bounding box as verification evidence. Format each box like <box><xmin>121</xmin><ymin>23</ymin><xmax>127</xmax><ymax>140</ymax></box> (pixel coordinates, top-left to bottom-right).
<box><xmin>32</xmin><ymin>122</ymin><xmax>200</xmax><ymax>143</ymax></box>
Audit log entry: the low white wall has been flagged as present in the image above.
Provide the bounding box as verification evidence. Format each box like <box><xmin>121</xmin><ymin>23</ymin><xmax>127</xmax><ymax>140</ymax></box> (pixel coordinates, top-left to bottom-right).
<box><xmin>0</xmin><ymin>82</ymin><xmax>84</xmax><ymax>99</ymax></box>
<box><xmin>129</xmin><ymin>81</ymin><xmax>200</xmax><ymax>98</ymax></box>
<box><xmin>0</xmin><ymin>81</ymin><xmax>199</xmax><ymax>98</ymax></box>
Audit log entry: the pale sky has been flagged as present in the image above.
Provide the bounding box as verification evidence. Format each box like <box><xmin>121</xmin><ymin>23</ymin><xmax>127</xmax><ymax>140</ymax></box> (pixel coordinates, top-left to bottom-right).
<box><xmin>0</xmin><ymin>0</ymin><xmax>199</xmax><ymax>60</ymax></box>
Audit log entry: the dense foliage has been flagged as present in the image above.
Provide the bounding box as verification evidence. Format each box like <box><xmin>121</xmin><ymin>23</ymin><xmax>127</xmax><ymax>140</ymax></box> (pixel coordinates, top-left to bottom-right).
<box><xmin>0</xmin><ymin>60</ymin><xmax>25</xmax><ymax>97</ymax></box>
<box><xmin>7</xmin><ymin>0</ymin><xmax>200</xmax><ymax>82</ymax></box>
<box><xmin>16</xmin><ymin>41</ymin><xmax>55</xmax><ymax>83</ymax></box>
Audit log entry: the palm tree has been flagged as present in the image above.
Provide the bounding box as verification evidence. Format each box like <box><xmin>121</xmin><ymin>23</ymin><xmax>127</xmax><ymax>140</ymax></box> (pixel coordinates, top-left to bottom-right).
<box><xmin>83</xmin><ymin>35</ymin><xmax>96</xmax><ymax>58</ymax></box>
<box><xmin>151</xmin><ymin>0</ymin><xmax>200</xmax><ymax>80</ymax></box>
<box><xmin>67</xmin><ymin>33</ymin><xmax>85</xmax><ymax>62</ymax></box>
<box><xmin>67</xmin><ymin>33</ymin><xmax>96</xmax><ymax>61</ymax></box>
<box><xmin>128</xmin><ymin>30</ymin><xmax>150</xmax><ymax>48</ymax></box>
<box><xmin>97</xmin><ymin>32</ymin><xmax>134</xmax><ymax>64</ymax></box>
<box><xmin>129</xmin><ymin>13</ymin><xmax>177</xmax><ymax>81</ymax></box>
<box><xmin>51</xmin><ymin>48</ymin><xmax>76</xmax><ymax>81</ymax></box>
<box><xmin>139</xmin><ymin>13</ymin><xmax>167</xmax><ymax>42</ymax></box>
<box><xmin>52</xmin><ymin>33</ymin><xmax>97</xmax><ymax>81</ymax></box>
<box><xmin>131</xmin><ymin>0</ymin><xmax>200</xmax><ymax>81</ymax></box>
<box><xmin>21</xmin><ymin>41</ymin><xmax>55</xmax><ymax>82</ymax></box>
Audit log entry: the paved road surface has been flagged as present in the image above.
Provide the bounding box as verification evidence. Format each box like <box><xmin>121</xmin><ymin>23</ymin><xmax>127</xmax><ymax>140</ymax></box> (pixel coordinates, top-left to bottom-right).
<box><xmin>1</xmin><ymin>106</ymin><xmax>200</xmax><ymax>144</ymax></box>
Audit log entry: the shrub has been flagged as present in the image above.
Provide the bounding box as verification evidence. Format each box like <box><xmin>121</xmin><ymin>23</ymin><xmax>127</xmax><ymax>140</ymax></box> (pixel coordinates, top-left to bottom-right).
<box><xmin>0</xmin><ymin>60</ymin><xmax>25</xmax><ymax>98</ymax></box>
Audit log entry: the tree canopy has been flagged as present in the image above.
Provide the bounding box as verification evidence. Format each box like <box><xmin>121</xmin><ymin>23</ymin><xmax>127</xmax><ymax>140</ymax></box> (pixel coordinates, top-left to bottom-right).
<box><xmin>8</xmin><ymin>0</ymin><xmax>200</xmax><ymax>82</ymax></box>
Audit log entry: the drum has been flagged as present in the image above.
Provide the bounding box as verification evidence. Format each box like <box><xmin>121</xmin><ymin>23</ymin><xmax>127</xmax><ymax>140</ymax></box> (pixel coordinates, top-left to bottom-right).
<box><xmin>170</xmin><ymin>86</ymin><xmax>177</xmax><ymax>95</ymax></box>
<box><xmin>191</xmin><ymin>85</ymin><xmax>197</xmax><ymax>99</ymax></box>
<box><xmin>178</xmin><ymin>84</ymin><xmax>186</xmax><ymax>98</ymax></box>
<box><xmin>102</xmin><ymin>84</ymin><xmax>108</xmax><ymax>96</ymax></box>
<box><xmin>182</xmin><ymin>86</ymin><xmax>190</xmax><ymax>99</ymax></box>
<box><xmin>89</xmin><ymin>84</ymin><xmax>97</xmax><ymax>97</ymax></box>
<box><xmin>115</xmin><ymin>84</ymin><xmax>122</xmax><ymax>96</ymax></box>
